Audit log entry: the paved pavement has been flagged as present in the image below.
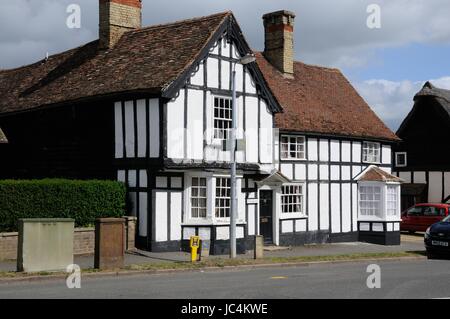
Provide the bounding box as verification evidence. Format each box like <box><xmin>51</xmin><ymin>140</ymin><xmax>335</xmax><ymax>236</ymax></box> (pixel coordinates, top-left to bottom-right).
<box><xmin>0</xmin><ymin>233</ymin><xmax>426</xmax><ymax>272</ymax></box>
<box><xmin>0</xmin><ymin>259</ymin><xmax>448</xmax><ymax>299</ymax></box>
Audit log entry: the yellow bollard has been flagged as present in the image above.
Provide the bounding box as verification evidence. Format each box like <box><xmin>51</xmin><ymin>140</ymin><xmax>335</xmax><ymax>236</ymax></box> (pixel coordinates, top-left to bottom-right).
<box><xmin>190</xmin><ymin>236</ymin><xmax>201</xmax><ymax>262</ymax></box>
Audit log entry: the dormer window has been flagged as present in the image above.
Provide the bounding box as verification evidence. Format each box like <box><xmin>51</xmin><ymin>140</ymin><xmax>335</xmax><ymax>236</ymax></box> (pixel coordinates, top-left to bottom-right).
<box><xmin>362</xmin><ymin>142</ymin><xmax>380</xmax><ymax>163</ymax></box>
<box><xmin>395</xmin><ymin>152</ymin><xmax>407</xmax><ymax>167</ymax></box>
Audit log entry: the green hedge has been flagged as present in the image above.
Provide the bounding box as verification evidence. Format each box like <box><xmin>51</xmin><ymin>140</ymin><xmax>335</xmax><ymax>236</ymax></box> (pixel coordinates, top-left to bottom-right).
<box><xmin>0</xmin><ymin>179</ymin><xmax>126</xmax><ymax>232</ymax></box>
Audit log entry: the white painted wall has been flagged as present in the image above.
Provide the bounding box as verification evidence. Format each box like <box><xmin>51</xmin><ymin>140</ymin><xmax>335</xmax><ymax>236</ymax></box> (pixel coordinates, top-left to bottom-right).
<box><xmin>139</xmin><ymin>192</ymin><xmax>147</xmax><ymax>237</ymax></box>
<box><xmin>352</xmin><ymin>142</ymin><xmax>361</xmax><ymax>163</ymax></box>
<box><xmin>247</xmin><ymin>204</ymin><xmax>256</xmax><ymax>236</ymax></box>
<box><xmin>149</xmin><ymin>99</ymin><xmax>160</xmax><ymax>158</ymax></box>
<box><xmin>186</xmin><ymin>89</ymin><xmax>204</xmax><ymax>160</ymax></box>
<box><xmin>330</xmin><ymin>140</ymin><xmax>340</xmax><ymax>162</ymax></box>
<box><xmin>414</xmin><ymin>171</ymin><xmax>426</xmax><ymax>184</ymax></box>
<box><xmin>207</xmin><ymin>58</ymin><xmax>219</xmax><ymax>89</ymax></box>
<box><xmin>341</xmin><ymin>184</ymin><xmax>351</xmax><ymax>233</ymax></box>
<box><xmin>319</xmin><ymin>139</ymin><xmax>329</xmax><ymax>161</ymax></box>
<box><xmin>308</xmin><ymin>138</ymin><xmax>318</xmax><ymax>161</ymax></box>
<box><xmin>281</xmin><ymin>163</ymin><xmax>293</xmax><ymax>180</ymax></box>
<box><xmin>245</xmin><ymin>96</ymin><xmax>259</xmax><ymax>163</ymax></box>
<box><xmin>154</xmin><ymin>191</ymin><xmax>168</xmax><ymax>242</ymax></box>
<box><xmin>170</xmin><ymin>192</ymin><xmax>182</xmax><ymax>241</ymax></box>
<box><xmin>308</xmin><ymin>183</ymin><xmax>318</xmax><ymax>231</ymax></box>
<box><xmin>382</xmin><ymin>145</ymin><xmax>391</xmax><ymax>164</ymax></box>
<box><xmin>319</xmin><ymin>183</ymin><xmax>329</xmax><ymax>230</ymax></box>
<box><xmin>352</xmin><ymin>183</ymin><xmax>358</xmax><ymax>231</ymax></box>
<box><xmin>429</xmin><ymin>172</ymin><xmax>443</xmax><ymax>202</ymax></box>
<box><xmin>331</xmin><ymin>183</ymin><xmax>341</xmax><ymax>233</ymax></box>
<box><xmin>260</xmin><ymin>100</ymin><xmax>273</xmax><ymax>164</ymax></box>
<box><xmin>136</xmin><ymin>99</ymin><xmax>146</xmax><ymax>157</ymax></box>
<box><xmin>295</xmin><ymin>164</ymin><xmax>306</xmax><ymax>180</ymax></box>
<box><xmin>124</xmin><ymin>100</ymin><xmax>135</xmax><ymax>158</ymax></box>
<box><xmin>399</xmin><ymin>171</ymin><xmax>411</xmax><ymax>183</ymax></box>
<box><xmin>167</xmin><ymin>90</ymin><xmax>185</xmax><ymax>159</ymax></box>
<box><xmin>341</xmin><ymin>141</ymin><xmax>351</xmax><ymax>162</ymax></box>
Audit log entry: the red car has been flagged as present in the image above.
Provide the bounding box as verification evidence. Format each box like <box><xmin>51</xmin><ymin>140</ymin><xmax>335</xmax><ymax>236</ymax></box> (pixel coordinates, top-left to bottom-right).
<box><xmin>401</xmin><ymin>203</ymin><xmax>450</xmax><ymax>233</ymax></box>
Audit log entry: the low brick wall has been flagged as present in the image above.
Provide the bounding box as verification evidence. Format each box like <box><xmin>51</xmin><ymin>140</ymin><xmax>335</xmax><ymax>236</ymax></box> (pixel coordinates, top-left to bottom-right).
<box><xmin>0</xmin><ymin>217</ymin><xmax>137</xmax><ymax>260</ymax></box>
<box><xmin>0</xmin><ymin>232</ymin><xmax>18</xmax><ymax>260</ymax></box>
<box><xmin>73</xmin><ymin>228</ymin><xmax>95</xmax><ymax>255</ymax></box>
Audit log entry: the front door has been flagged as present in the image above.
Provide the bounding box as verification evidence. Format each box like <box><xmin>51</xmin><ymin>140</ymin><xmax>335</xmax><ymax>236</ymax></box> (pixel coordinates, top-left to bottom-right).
<box><xmin>259</xmin><ymin>190</ymin><xmax>273</xmax><ymax>244</ymax></box>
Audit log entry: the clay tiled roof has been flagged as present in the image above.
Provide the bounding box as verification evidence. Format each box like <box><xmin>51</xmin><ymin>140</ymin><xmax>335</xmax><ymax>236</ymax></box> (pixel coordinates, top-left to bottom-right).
<box><xmin>0</xmin><ymin>12</ymin><xmax>231</xmax><ymax>115</ymax></box>
<box><xmin>255</xmin><ymin>52</ymin><xmax>399</xmax><ymax>141</ymax></box>
<box><xmin>357</xmin><ymin>166</ymin><xmax>403</xmax><ymax>183</ymax></box>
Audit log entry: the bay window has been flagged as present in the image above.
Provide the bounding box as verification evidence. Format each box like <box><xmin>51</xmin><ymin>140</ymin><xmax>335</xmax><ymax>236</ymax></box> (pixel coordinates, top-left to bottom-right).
<box><xmin>386</xmin><ymin>185</ymin><xmax>399</xmax><ymax>216</ymax></box>
<box><xmin>358</xmin><ymin>182</ymin><xmax>401</xmax><ymax>220</ymax></box>
<box><xmin>359</xmin><ymin>185</ymin><xmax>382</xmax><ymax>218</ymax></box>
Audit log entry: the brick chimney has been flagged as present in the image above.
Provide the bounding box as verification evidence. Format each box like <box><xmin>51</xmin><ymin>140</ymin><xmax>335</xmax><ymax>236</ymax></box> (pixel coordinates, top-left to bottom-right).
<box><xmin>262</xmin><ymin>10</ymin><xmax>296</xmax><ymax>77</ymax></box>
<box><xmin>99</xmin><ymin>0</ymin><xmax>142</xmax><ymax>49</ymax></box>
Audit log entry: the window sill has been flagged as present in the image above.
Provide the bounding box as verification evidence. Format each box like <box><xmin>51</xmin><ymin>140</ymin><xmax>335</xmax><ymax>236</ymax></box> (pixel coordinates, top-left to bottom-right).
<box><xmin>362</xmin><ymin>161</ymin><xmax>381</xmax><ymax>165</ymax></box>
<box><xmin>182</xmin><ymin>220</ymin><xmax>247</xmax><ymax>226</ymax></box>
<box><xmin>280</xmin><ymin>158</ymin><xmax>307</xmax><ymax>162</ymax></box>
<box><xmin>280</xmin><ymin>214</ymin><xmax>308</xmax><ymax>220</ymax></box>
<box><xmin>358</xmin><ymin>218</ymin><xmax>402</xmax><ymax>223</ymax></box>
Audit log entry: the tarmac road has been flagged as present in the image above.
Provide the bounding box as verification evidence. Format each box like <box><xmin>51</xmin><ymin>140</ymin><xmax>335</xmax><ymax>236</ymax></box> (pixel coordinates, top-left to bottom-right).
<box><xmin>0</xmin><ymin>258</ymin><xmax>449</xmax><ymax>299</ymax></box>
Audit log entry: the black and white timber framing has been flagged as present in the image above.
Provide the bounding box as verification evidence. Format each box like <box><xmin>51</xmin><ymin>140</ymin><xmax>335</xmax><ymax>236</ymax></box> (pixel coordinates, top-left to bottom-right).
<box><xmin>113</xmin><ymin>18</ymin><xmax>399</xmax><ymax>251</ymax></box>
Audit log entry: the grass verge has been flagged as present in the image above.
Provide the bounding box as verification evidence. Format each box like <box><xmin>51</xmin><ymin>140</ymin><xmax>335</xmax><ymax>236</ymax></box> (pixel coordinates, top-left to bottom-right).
<box><xmin>0</xmin><ymin>251</ymin><xmax>425</xmax><ymax>279</ymax></box>
<box><xmin>124</xmin><ymin>251</ymin><xmax>426</xmax><ymax>271</ymax></box>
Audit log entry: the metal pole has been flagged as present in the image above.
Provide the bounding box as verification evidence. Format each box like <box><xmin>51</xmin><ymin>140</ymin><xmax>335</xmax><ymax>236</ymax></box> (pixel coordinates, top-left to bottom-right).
<box><xmin>230</xmin><ymin>68</ymin><xmax>237</xmax><ymax>259</ymax></box>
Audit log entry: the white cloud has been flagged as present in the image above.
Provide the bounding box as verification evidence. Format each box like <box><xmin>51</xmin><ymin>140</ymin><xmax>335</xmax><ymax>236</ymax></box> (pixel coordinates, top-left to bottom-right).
<box><xmin>1</xmin><ymin>0</ymin><xmax>450</xmax><ymax>69</ymax></box>
<box><xmin>355</xmin><ymin>76</ymin><xmax>450</xmax><ymax>131</ymax></box>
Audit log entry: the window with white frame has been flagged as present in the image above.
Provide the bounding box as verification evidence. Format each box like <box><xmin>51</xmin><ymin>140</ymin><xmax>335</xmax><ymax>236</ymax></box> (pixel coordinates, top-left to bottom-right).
<box><xmin>362</xmin><ymin>142</ymin><xmax>381</xmax><ymax>163</ymax></box>
<box><xmin>213</xmin><ymin>96</ymin><xmax>232</xmax><ymax>140</ymax></box>
<box><xmin>280</xmin><ymin>135</ymin><xmax>306</xmax><ymax>160</ymax></box>
<box><xmin>386</xmin><ymin>185</ymin><xmax>399</xmax><ymax>216</ymax></box>
<box><xmin>395</xmin><ymin>152</ymin><xmax>407</xmax><ymax>167</ymax></box>
<box><xmin>359</xmin><ymin>185</ymin><xmax>382</xmax><ymax>218</ymax></box>
<box><xmin>191</xmin><ymin>177</ymin><xmax>207</xmax><ymax>218</ymax></box>
<box><xmin>215</xmin><ymin>178</ymin><xmax>231</xmax><ymax>218</ymax></box>
<box><xmin>281</xmin><ymin>184</ymin><xmax>304</xmax><ymax>214</ymax></box>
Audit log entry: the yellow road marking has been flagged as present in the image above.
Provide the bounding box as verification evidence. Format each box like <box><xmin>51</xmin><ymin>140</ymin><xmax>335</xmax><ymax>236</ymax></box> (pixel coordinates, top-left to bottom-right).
<box><xmin>270</xmin><ymin>276</ymin><xmax>288</xmax><ymax>279</ymax></box>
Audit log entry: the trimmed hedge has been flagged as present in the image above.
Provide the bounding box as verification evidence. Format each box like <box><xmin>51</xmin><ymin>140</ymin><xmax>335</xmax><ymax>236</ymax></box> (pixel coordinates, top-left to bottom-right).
<box><xmin>0</xmin><ymin>179</ymin><xmax>126</xmax><ymax>232</ymax></box>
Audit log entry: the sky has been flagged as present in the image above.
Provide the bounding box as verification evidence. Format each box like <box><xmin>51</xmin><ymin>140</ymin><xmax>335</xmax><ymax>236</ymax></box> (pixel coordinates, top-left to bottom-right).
<box><xmin>1</xmin><ymin>0</ymin><xmax>450</xmax><ymax>132</ymax></box>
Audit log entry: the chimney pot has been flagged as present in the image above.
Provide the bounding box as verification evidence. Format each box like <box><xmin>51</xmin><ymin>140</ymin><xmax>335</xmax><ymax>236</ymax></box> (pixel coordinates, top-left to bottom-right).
<box><xmin>262</xmin><ymin>10</ymin><xmax>296</xmax><ymax>77</ymax></box>
<box><xmin>99</xmin><ymin>0</ymin><xmax>142</xmax><ymax>49</ymax></box>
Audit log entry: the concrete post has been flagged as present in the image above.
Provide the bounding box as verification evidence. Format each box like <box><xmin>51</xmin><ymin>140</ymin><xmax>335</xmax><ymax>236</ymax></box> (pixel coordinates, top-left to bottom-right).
<box><xmin>94</xmin><ymin>218</ymin><xmax>125</xmax><ymax>270</ymax></box>
<box><xmin>123</xmin><ymin>216</ymin><xmax>137</xmax><ymax>252</ymax></box>
<box><xmin>254</xmin><ymin>235</ymin><xmax>264</xmax><ymax>259</ymax></box>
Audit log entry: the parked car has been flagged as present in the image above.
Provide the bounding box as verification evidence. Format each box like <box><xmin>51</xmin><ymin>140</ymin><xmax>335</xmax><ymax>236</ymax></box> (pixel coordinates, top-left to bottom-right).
<box><xmin>401</xmin><ymin>203</ymin><xmax>450</xmax><ymax>233</ymax></box>
<box><xmin>425</xmin><ymin>215</ymin><xmax>450</xmax><ymax>258</ymax></box>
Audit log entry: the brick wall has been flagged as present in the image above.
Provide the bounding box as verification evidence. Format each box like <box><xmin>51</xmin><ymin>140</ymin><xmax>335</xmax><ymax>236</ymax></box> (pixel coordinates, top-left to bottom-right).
<box><xmin>99</xmin><ymin>0</ymin><xmax>142</xmax><ymax>49</ymax></box>
<box><xmin>73</xmin><ymin>228</ymin><xmax>95</xmax><ymax>255</ymax></box>
<box><xmin>0</xmin><ymin>217</ymin><xmax>136</xmax><ymax>260</ymax></box>
<box><xmin>263</xmin><ymin>11</ymin><xmax>296</xmax><ymax>76</ymax></box>
<box><xmin>0</xmin><ymin>232</ymin><xmax>18</xmax><ymax>260</ymax></box>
